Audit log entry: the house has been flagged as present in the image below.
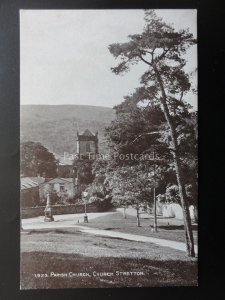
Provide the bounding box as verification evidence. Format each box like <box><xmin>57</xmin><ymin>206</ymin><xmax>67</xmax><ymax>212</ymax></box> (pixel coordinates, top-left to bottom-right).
<box><xmin>39</xmin><ymin>178</ymin><xmax>75</xmax><ymax>202</ymax></box>
<box><xmin>20</xmin><ymin>177</ymin><xmax>45</xmax><ymax>207</ymax></box>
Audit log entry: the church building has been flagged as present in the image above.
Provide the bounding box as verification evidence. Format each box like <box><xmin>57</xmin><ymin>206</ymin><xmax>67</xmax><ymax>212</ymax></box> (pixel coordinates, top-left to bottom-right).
<box><xmin>76</xmin><ymin>129</ymin><xmax>98</xmax><ymax>157</ymax></box>
<box><xmin>57</xmin><ymin>129</ymin><xmax>98</xmax><ymax>178</ymax></box>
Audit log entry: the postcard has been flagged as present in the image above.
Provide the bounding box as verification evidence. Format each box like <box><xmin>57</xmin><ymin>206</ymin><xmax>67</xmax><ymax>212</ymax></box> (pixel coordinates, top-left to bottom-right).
<box><xmin>20</xmin><ymin>9</ymin><xmax>198</xmax><ymax>289</ymax></box>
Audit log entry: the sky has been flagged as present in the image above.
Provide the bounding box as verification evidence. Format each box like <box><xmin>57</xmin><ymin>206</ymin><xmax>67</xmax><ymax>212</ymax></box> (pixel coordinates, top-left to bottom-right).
<box><xmin>20</xmin><ymin>9</ymin><xmax>197</xmax><ymax>109</ymax></box>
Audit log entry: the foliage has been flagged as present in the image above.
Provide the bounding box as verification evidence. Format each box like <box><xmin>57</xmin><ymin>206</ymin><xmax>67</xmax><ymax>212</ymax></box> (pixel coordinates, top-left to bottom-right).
<box><xmin>108</xmin><ymin>9</ymin><xmax>197</xmax><ymax>158</ymax></box>
<box><xmin>159</xmin><ymin>183</ymin><xmax>197</xmax><ymax>207</ymax></box>
<box><xmin>90</xmin><ymin>196</ymin><xmax>113</xmax><ymax>212</ymax></box>
<box><xmin>84</xmin><ymin>161</ymin><xmax>113</xmax><ymax>211</ymax></box>
<box><xmin>105</xmin><ymin>165</ymin><xmax>153</xmax><ymax>209</ymax></box>
<box><xmin>185</xmin><ymin>183</ymin><xmax>197</xmax><ymax>206</ymax></box>
<box><xmin>105</xmin><ymin>102</ymin><xmax>197</xmax><ymax>205</ymax></box>
<box><xmin>105</xmin><ymin>104</ymin><xmax>170</xmax><ymax>165</ymax></box>
<box><xmin>21</xmin><ymin>141</ymin><xmax>58</xmax><ymax>177</ymax></box>
<box><xmin>73</xmin><ymin>158</ymin><xmax>95</xmax><ymax>185</ymax></box>
<box><xmin>109</xmin><ymin>10</ymin><xmax>196</xmax><ymax>94</ymax></box>
<box><xmin>165</xmin><ymin>185</ymin><xmax>180</xmax><ymax>203</ymax></box>
<box><xmin>108</xmin><ymin>9</ymin><xmax>197</xmax><ymax>255</ymax></box>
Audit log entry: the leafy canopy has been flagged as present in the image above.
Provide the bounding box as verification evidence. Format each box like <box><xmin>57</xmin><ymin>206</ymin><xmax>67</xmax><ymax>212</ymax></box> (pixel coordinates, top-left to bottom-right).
<box><xmin>20</xmin><ymin>141</ymin><xmax>58</xmax><ymax>177</ymax></box>
<box><xmin>109</xmin><ymin>9</ymin><xmax>196</xmax><ymax>108</ymax></box>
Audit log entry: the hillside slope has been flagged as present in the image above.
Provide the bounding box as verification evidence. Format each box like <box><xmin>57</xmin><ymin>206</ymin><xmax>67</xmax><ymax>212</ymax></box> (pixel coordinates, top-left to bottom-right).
<box><xmin>20</xmin><ymin>105</ymin><xmax>115</xmax><ymax>155</ymax></box>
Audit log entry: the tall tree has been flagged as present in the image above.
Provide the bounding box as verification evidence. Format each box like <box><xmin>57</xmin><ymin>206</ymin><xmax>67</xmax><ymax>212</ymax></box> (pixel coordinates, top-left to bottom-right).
<box><xmin>20</xmin><ymin>141</ymin><xmax>58</xmax><ymax>178</ymax></box>
<box><xmin>105</xmin><ymin>104</ymin><xmax>168</xmax><ymax>163</ymax></box>
<box><xmin>109</xmin><ymin>10</ymin><xmax>197</xmax><ymax>256</ymax></box>
<box><xmin>106</xmin><ymin>165</ymin><xmax>153</xmax><ymax>226</ymax></box>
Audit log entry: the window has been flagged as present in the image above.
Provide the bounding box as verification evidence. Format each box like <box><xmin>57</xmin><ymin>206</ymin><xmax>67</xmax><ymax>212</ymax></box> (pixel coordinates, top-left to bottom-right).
<box><xmin>86</xmin><ymin>142</ymin><xmax>91</xmax><ymax>152</ymax></box>
<box><xmin>60</xmin><ymin>184</ymin><xmax>64</xmax><ymax>192</ymax></box>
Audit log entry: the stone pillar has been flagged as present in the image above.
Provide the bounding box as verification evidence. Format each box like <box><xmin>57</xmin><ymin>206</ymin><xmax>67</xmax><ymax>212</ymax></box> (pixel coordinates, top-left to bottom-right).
<box><xmin>44</xmin><ymin>193</ymin><xmax>54</xmax><ymax>222</ymax></box>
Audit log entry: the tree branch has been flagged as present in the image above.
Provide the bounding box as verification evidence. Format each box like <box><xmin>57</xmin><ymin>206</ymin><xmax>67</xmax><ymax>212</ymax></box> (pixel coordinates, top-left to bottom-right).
<box><xmin>129</xmin><ymin>131</ymin><xmax>161</xmax><ymax>145</ymax></box>
<box><xmin>151</xmin><ymin>49</ymin><xmax>155</xmax><ymax>64</ymax></box>
<box><xmin>143</xmin><ymin>50</ymin><xmax>153</xmax><ymax>55</ymax></box>
<box><xmin>179</xmin><ymin>91</ymin><xmax>184</xmax><ymax>102</ymax></box>
<box><xmin>138</xmin><ymin>53</ymin><xmax>152</xmax><ymax>66</ymax></box>
<box><xmin>156</xmin><ymin>48</ymin><xmax>170</xmax><ymax>62</ymax></box>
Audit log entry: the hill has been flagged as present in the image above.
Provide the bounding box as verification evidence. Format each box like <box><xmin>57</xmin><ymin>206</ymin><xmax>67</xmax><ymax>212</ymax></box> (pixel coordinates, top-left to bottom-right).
<box><xmin>20</xmin><ymin>105</ymin><xmax>115</xmax><ymax>156</ymax></box>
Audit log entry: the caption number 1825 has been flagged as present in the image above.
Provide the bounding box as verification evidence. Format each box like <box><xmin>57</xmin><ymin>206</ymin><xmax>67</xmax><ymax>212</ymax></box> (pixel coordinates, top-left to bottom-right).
<box><xmin>34</xmin><ymin>273</ymin><xmax>49</xmax><ymax>278</ymax></box>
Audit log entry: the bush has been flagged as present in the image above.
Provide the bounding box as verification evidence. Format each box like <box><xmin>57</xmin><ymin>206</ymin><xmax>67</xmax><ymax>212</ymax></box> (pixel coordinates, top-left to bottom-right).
<box><xmin>91</xmin><ymin>196</ymin><xmax>113</xmax><ymax>212</ymax></box>
<box><xmin>165</xmin><ymin>185</ymin><xmax>180</xmax><ymax>203</ymax></box>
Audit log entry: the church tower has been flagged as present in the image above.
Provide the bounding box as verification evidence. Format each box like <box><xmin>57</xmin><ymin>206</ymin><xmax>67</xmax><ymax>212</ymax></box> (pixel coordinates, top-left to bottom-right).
<box><xmin>73</xmin><ymin>129</ymin><xmax>98</xmax><ymax>196</ymax></box>
<box><xmin>76</xmin><ymin>129</ymin><xmax>98</xmax><ymax>157</ymax></box>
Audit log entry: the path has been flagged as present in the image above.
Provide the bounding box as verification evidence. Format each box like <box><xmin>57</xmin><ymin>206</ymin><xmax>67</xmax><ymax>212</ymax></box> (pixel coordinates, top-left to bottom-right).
<box><xmin>22</xmin><ymin>211</ymin><xmax>115</xmax><ymax>229</ymax></box>
<box><xmin>68</xmin><ymin>225</ymin><xmax>198</xmax><ymax>253</ymax></box>
<box><xmin>22</xmin><ymin>212</ymin><xmax>198</xmax><ymax>254</ymax></box>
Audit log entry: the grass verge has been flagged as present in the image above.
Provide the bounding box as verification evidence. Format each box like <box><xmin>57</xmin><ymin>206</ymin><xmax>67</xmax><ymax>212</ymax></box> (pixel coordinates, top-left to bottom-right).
<box><xmin>20</xmin><ymin>252</ymin><xmax>197</xmax><ymax>289</ymax></box>
<box><xmin>79</xmin><ymin>212</ymin><xmax>198</xmax><ymax>244</ymax></box>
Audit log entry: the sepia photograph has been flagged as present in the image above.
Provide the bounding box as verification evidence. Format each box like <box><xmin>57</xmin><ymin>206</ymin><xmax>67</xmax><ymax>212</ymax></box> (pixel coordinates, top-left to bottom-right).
<box><xmin>20</xmin><ymin>9</ymin><xmax>198</xmax><ymax>289</ymax></box>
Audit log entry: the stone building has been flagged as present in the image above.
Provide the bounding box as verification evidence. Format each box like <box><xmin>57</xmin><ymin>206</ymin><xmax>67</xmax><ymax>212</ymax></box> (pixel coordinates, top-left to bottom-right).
<box><xmin>56</xmin><ymin>129</ymin><xmax>98</xmax><ymax>178</ymax></box>
<box><xmin>20</xmin><ymin>177</ymin><xmax>45</xmax><ymax>207</ymax></box>
<box><xmin>71</xmin><ymin>129</ymin><xmax>99</xmax><ymax>194</ymax></box>
<box><xmin>76</xmin><ymin>129</ymin><xmax>98</xmax><ymax>157</ymax></box>
<box><xmin>54</xmin><ymin>129</ymin><xmax>99</xmax><ymax>198</ymax></box>
<box><xmin>39</xmin><ymin>178</ymin><xmax>75</xmax><ymax>202</ymax></box>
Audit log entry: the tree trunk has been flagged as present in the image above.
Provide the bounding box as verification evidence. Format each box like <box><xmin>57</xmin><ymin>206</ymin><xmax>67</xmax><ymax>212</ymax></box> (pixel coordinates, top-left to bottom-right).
<box><xmin>153</xmin><ymin>65</ymin><xmax>195</xmax><ymax>257</ymax></box>
<box><xmin>123</xmin><ymin>207</ymin><xmax>127</xmax><ymax>219</ymax></box>
<box><xmin>153</xmin><ymin>153</ymin><xmax>157</xmax><ymax>232</ymax></box>
<box><xmin>136</xmin><ymin>205</ymin><xmax>140</xmax><ymax>227</ymax></box>
<box><xmin>193</xmin><ymin>205</ymin><xmax>198</xmax><ymax>223</ymax></box>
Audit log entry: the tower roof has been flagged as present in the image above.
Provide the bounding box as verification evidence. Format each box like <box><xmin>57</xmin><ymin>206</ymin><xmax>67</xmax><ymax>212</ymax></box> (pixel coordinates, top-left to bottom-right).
<box><xmin>81</xmin><ymin>129</ymin><xmax>94</xmax><ymax>136</ymax></box>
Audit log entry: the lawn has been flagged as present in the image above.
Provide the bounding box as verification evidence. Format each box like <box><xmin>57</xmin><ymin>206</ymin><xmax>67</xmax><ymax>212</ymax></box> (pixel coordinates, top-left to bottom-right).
<box><xmin>79</xmin><ymin>211</ymin><xmax>198</xmax><ymax>244</ymax></box>
<box><xmin>20</xmin><ymin>228</ymin><xmax>198</xmax><ymax>289</ymax></box>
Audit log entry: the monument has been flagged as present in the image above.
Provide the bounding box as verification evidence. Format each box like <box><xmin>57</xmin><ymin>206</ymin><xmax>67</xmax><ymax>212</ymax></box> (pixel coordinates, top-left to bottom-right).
<box><xmin>44</xmin><ymin>193</ymin><xmax>54</xmax><ymax>222</ymax></box>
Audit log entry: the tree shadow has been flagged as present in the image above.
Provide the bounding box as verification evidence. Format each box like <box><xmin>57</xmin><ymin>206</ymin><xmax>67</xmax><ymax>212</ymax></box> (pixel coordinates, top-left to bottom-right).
<box><xmin>158</xmin><ymin>224</ymin><xmax>198</xmax><ymax>231</ymax></box>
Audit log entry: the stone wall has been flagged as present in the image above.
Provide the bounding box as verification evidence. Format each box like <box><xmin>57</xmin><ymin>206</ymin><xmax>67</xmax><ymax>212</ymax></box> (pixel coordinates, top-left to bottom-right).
<box><xmin>160</xmin><ymin>203</ymin><xmax>197</xmax><ymax>222</ymax></box>
<box><xmin>21</xmin><ymin>204</ymin><xmax>98</xmax><ymax>219</ymax></box>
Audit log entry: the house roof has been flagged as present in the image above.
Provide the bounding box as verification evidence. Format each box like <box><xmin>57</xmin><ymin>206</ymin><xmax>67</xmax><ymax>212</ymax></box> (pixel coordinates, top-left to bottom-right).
<box><xmin>21</xmin><ymin>177</ymin><xmax>45</xmax><ymax>190</ymax></box>
<box><xmin>45</xmin><ymin>178</ymin><xmax>73</xmax><ymax>184</ymax></box>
